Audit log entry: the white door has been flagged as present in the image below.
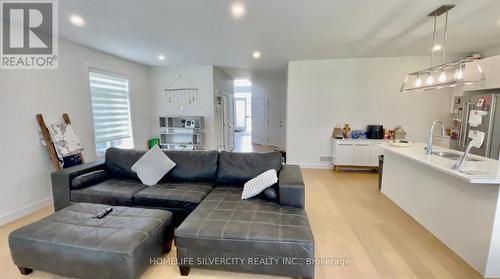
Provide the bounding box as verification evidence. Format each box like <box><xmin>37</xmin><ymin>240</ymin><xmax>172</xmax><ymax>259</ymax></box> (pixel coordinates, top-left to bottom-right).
<box><xmin>222</xmin><ymin>95</ymin><xmax>235</xmax><ymax>151</ymax></box>
<box><xmin>235</xmin><ymin>98</ymin><xmax>247</xmax><ymax>132</ymax></box>
<box><xmin>227</xmin><ymin>95</ymin><xmax>235</xmax><ymax>150</ymax></box>
<box><xmin>267</xmin><ymin>96</ymin><xmax>285</xmax><ymax>148</ymax></box>
<box><xmin>252</xmin><ymin>97</ymin><xmax>266</xmax><ymax>144</ymax></box>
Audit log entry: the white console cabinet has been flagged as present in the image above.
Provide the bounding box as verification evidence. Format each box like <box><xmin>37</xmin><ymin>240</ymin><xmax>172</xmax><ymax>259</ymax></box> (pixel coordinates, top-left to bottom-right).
<box><xmin>332</xmin><ymin>139</ymin><xmax>384</xmax><ymax>169</ymax></box>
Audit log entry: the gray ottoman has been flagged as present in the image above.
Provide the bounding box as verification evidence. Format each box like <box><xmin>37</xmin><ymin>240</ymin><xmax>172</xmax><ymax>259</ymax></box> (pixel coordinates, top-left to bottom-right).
<box><xmin>9</xmin><ymin>203</ymin><xmax>173</xmax><ymax>279</ymax></box>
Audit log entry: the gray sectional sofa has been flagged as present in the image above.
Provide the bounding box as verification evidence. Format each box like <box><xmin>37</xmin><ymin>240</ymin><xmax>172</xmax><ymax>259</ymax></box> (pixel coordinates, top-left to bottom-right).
<box><xmin>51</xmin><ymin>147</ymin><xmax>315</xmax><ymax>278</ymax></box>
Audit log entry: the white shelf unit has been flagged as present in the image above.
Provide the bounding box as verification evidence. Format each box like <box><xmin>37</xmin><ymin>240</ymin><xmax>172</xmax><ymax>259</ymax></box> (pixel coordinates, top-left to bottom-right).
<box><xmin>159</xmin><ymin>116</ymin><xmax>205</xmax><ymax>151</ymax></box>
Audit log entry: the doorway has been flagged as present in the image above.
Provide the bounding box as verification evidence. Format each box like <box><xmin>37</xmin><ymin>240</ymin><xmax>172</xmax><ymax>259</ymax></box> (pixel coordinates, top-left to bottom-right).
<box><xmin>233</xmin><ymin>79</ymin><xmax>275</xmax><ymax>152</ymax></box>
<box><xmin>233</xmin><ymin>79</ymin><xmax>253</xmax><ymax>152</ymax></box>
<box><xmin>234</xmin><ymin>97</ymin><xmax>248</xmax><ymax>132</ymax></box>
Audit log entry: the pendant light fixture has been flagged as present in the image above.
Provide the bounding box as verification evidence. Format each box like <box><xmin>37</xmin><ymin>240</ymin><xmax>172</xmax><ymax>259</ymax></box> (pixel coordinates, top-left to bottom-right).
<box><xmin>401</xmin><ymin>5</ymin><xmax>485</xmax><ymax>92</ymax></box>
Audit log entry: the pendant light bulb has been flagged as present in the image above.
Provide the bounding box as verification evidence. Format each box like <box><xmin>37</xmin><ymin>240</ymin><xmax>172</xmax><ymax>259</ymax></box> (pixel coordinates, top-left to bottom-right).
<box><xmin>426</xmin><ymin>75</ymin><xmax>434</xmax><ymax>85</ymax></box>
<box><xmin>455</xmin><ymin>69</ymin><xmax>463</xmax><ymax>80</ymax></box>
<box><xmin>415</xmin><ymin>77</ymin><xmax>422</xmax><ymax>87</ymax></box>
<box><xmin>438</xmin><ymin>72</ymin><xmax>447</xmax><ymax>82</ymax></box>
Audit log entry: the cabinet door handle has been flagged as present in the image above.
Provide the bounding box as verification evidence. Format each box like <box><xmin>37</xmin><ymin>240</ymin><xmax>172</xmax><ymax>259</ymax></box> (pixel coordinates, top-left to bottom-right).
<box><xmin>338</xmin><ymin>143</ymin><xmax>354</xmax><ymax>146</ymax></box>
<box><xmin>355</xmin><ymin>144</ymin><xmax>370</xmax><ymax>146</ymax></box>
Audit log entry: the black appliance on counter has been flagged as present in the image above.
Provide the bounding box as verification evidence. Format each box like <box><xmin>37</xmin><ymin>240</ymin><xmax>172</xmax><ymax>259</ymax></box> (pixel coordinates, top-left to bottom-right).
<box><xmin>367</xmin><ymin>125</ymin><xmax>384</xmax><ymax>139</ymax></box>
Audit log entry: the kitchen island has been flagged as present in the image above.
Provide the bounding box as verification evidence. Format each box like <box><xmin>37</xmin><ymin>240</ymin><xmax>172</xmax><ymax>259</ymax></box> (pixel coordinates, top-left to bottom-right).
<box><xmin>380</xmin><ymin>142</ymin><xmax>500</xmax><ymax>278</ymax></box>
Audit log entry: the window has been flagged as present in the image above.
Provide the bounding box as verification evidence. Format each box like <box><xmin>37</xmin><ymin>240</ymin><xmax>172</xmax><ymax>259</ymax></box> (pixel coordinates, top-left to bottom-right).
<box><xmin>89</xmin><ymin>70</ymin><xmax>134</xmax><ymax>156</ymax></box>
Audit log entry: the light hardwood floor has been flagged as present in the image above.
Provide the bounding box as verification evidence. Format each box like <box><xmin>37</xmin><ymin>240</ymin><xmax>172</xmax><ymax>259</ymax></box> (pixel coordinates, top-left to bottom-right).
<box><xmin>233</xmin><ymin>132</ymin><xmax>276</xmax><ymax>153</ymax></box>
<box><xmin>0</xmin><ymin>169</ymin><xmax>483</xmax><ymax>279</ymax></box>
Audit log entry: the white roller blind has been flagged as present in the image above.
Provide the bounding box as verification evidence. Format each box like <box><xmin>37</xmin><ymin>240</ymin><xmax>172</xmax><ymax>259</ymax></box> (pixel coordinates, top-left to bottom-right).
<box><xmin>89</xmin><ymin>70</ymin><xmax>133</xmax><ymax>156</ymax></box>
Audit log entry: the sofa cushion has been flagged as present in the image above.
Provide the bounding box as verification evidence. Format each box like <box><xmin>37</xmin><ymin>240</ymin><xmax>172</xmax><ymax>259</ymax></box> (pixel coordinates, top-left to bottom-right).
<box><xmin>259</xmin><ymin>186</ymin><xmax>279</xmax><ymax>202</ymax></box>
<box><xmin>241</xmin><ymin>169</ymin><xmax>278</xmax><ymax>199</ymax></box>
<box><xmin>216</xmin><ymin>151</ymin><xmax>283</xmax><ymax>185</ymax></box>
<box><xmin>133</xmin><ymin>182</ymin><xmax>214</xmax><ymax>211</ymax></box>
<box><xmin>175</xmin><ymin>187</ymin><xmax>314</xmax><ymax>259</ymax></box>
<box><xmin>105</xmin><ymin>148</ymin><xmax>145</xmax><ymax>180</ymax></box>
<box><xmin>71</xmin><ymin>169</ymin><xmax>108</xmax><ymax>190</ymax></box>
<box><xmin>132</xmin><ymin>145</ymin><xmax>176</xmax><ymax>186</ymax></box>
<box><xmin>71</xmin><ymin>179</ymin><xmax>147</xmax><ymax>206</ymax></box>
<box><xmin>164</xmin><ymin>150</ymin><xmax>219</xmax><ymax>182</ymax></box>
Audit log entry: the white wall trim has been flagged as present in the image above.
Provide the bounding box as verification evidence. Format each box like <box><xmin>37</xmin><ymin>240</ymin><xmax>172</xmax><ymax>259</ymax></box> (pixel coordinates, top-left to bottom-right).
<box><xmin>0</xmin><ymin>196</ymin><xmax>53</xmax><ymax>226</ymax></box>
<box><xmin>294</xmin><ymin>162</ymin><xmax>333</xmax><ymax>169</ymax></box>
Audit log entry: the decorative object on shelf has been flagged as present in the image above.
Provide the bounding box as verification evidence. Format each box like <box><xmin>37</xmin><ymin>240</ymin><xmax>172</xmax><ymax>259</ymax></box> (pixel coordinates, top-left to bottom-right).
<box><xmin>388</xmin><ymin>130</ymin><xmax>395</xmax><ymax>140</ymax></box>
<box><xmin>163</xmin><ymin>74</ymin><xmax>200</xmax><ymax>110</ymax></box>
<box><xmin>394</xmin><ymin>126</ymin><xmax>407</xmax><ymax>140</ymax></box>
<box><xmin>351</xmin><ymin>130</ymin><xmax>366</xmax><ymax>139</ymax></box>
<box><xmin>158</xmin><ymin>116</ymin><xmax>205</xmax><ymax>151</ymax></box>
<box><xmin>401</xmin><ymin>5</ymin><xmax>484</xmax><ymax>92</ymax></box>
<box><xmin>148</xmin><ymin>138</ymin><xmax>160</xmax><ymax>149</ymax></box>
<box><xmin>342</xmin><ymin>123</ymin><xmax>351</xmax><ymax>139</ymax></box>
<box><xmin>332</xmin><ymin>124</ymin><xmax>344</xmax><ymax>139</ymax></box>
<box><xmin>384</xmin><ymin>129</ymin><xmax>389</xmax><ymax>140</ymax></box>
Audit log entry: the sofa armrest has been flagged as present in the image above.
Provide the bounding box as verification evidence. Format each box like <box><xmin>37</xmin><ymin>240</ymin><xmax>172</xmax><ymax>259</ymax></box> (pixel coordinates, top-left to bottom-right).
<box><xmin>278</xmin><ymin>164</ymin><xmax>305</xmax><ymax>208</ymax></box>
<box><xmin>51</xmin><ymin>159</ymin><xmax>105</xmax><ymax>211</ymax></box>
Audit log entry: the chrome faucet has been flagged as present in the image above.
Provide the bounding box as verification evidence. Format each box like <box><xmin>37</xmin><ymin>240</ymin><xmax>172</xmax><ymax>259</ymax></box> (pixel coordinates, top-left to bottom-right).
<box><xmin>452</xmin><ymin>139</ymin><xmax>476</xmax><ymax>172</ymax></box>
<box><xmin>426</xmin><ymin>120</ymin><xmax>445</xmax><ymax>155</ymax></box>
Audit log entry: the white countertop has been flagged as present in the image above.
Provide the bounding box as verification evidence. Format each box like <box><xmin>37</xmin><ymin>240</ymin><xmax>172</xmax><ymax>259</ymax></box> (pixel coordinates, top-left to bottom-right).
<box><xmin>379</xmin><ymin>142</ymin><xmax>500</xmax><ymax>184</ymax></box>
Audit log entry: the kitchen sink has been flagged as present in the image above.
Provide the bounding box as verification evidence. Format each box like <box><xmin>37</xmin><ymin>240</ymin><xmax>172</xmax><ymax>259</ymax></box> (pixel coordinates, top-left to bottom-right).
<box><xmin>431</xmin><ymin>151</ymin><xmax>481</xmax><ymax>161</ymax></box>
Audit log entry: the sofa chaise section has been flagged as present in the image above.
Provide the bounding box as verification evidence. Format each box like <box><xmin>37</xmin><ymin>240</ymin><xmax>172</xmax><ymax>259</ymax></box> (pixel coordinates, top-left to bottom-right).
<box><xmin>175</xmin><ymin>152</ymin><xmax>315</xmax><ymax>279</ymax></box>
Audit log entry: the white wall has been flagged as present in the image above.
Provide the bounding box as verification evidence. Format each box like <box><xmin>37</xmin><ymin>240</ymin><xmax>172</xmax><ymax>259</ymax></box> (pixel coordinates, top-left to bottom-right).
<box><xmin>252</xmin><ymin>71</ymin><xmax>287</xmax><ymax>99</ymax></box>
<box><xmin>0</xmin><ymin>39</ymin><xmax>151</xmax><ymax>224</ymax></box>
<box><xmin>150</xmin><ymin>65</ymin><xmax>218</xmax><ymax>150</ymax></box>
<box><xmin>287</xmin><ymin>57</ymin><xmax>453</xmax><ymax>167</ymax></box>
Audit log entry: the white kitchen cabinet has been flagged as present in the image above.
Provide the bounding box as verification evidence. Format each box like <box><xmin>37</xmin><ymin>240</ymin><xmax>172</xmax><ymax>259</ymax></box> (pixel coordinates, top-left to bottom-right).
<box><xmin>332</xmin><ymin>139</ymin><xmax>384</xmax><ymax>169</ymax></box>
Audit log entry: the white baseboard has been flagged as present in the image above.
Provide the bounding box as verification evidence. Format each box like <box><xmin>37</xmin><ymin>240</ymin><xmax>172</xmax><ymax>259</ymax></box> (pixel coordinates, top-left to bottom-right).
<box><xmin>298</xmin><ymin>163</ymin><xmax>333</xmax><ymax>169</ymax></box>
<box><xmin>0</xmin><ymin>196</ymin><xmax>53</xmax><ymax>226</ymax></box>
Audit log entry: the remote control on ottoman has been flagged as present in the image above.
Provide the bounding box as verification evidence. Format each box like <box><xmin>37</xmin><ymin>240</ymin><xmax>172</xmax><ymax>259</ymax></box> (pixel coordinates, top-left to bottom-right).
<box><xmin>94</xmin><ymin>207</ymin><xmax>113</xmax><ymax>219</ymax></box>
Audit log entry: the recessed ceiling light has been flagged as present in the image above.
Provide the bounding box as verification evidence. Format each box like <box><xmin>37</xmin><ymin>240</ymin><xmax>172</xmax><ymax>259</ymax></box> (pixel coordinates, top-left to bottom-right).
<box><xmin>158</xmin><ymin>55</ymin><xmax>166</xmax><ymax>61</ymax></box>
<box><xmin>433</xmin><ymin>44</ymin><xmax>442</xmax><ymax>51</ymax></box>
<box><xmin>69</xmin><ymin>14</ymin><xmax>85</xmax><ymax>27</ymax></box>
<box><xmin>252</xmin><ymin>51</ymin><xmax>261</xmax><ymax>59</ymax></box>
<box><xmin>231</xmin><ymin>3</ymin><xmax>245</xmax><ymax>18</ymax></box>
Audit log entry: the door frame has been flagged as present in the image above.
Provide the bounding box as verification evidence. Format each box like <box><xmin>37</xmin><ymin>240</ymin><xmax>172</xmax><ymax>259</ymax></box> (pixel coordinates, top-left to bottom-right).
<box><xmin>222</xmin><ymin>95</ymin><xmax>235</xmax><ymax>151</ymax></box>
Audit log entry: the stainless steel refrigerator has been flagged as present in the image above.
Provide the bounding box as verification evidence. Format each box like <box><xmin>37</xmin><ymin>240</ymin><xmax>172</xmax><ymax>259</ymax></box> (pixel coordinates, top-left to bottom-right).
<box><xmin>450</xmin><ymin>91</ymin><xmax>500</xmax><ymax>159</ymax></box>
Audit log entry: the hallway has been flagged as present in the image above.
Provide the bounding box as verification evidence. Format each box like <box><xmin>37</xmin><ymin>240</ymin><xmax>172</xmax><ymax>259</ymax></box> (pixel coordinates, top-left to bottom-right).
<box><xmin>233</xmin><ymin>131</ymin><xmax>276</xmax><ymax>153</ymax></box>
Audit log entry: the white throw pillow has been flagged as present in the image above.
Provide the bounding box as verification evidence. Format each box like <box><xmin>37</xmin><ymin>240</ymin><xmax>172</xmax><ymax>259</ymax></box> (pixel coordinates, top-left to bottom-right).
<box><xmin>241</xmin><ymin>169</ymin><xmax>278</xmax><ymax>200</ymax></box>
<box><xmin>131</xmin><ymin>145</ymin><xmax>176</xmax><ymax>186</ymax></box>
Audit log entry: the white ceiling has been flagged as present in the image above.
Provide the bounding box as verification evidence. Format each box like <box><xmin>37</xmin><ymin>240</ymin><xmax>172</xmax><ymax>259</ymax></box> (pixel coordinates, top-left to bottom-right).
<box><xmin>57</xmin><ymin>0</ymin><xmax>500</xmax><ymax>71</ymax></box>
